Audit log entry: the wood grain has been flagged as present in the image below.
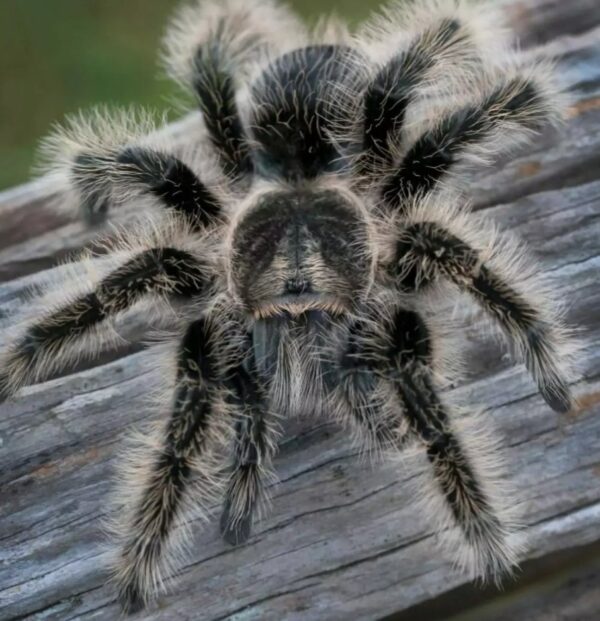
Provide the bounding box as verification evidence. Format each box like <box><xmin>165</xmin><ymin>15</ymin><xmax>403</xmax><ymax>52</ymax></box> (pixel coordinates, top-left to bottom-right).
<box><xmin>1</xmin><ymin>1</ymin><xmax>599</xmax><ymax>619</ymax></box>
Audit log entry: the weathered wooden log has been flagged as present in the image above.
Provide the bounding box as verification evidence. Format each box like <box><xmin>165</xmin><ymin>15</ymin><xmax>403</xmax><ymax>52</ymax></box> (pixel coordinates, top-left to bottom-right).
<box><xmin>1</xmin><ymin>1</ymin><xmax>599</xmax><ymax>619</ymax></box>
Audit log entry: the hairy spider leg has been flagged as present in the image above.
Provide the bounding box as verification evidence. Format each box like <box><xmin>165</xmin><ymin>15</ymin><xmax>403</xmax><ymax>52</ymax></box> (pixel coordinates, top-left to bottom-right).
<box><xmin>161</xmin><ymin>0</ymin><xmax>307</xmax><ymax>179</ymax></box>
<box><xmin>0</xmin><ymin>247</ymin><xmax>206</xmax><ymax>401</ymax></box>
<box><xmin>340</xmin><ymin>307</ymin><xmax>519</xmax><ymax>579</ymax></box>
<box><xmin>188</xmin><ymin>30</ymin><xmax>253</xmax><ymax>178</ymax></box>
<box><xmin>220</xmin><ymin>351</ymin><xmax>278</xmax><ymax>545</ymax></box>
<box><xmin>380</xmin><ymin>76</ymin><xmax>555</xmax><ymax>207</ymax></box>
<box><xmin>329</xmin><ymin>317</ymin><xmax>411</xmax><ymax>452</ymax></box>
<box><xmin>113</xmin><ymin>318</ymin><xmax>234</xmax><ymax>612</ymax></box>
<box><xmin>71</xmin><ymin>146</ymin><xmax>221</xmax><ymax>226</ymax></box>
<box><xmin>358</xmin><ymin>17</ymin><xmax>472</xmax><ymax>176</ymax></box>
<box><xmin>392</xmin><ymin>221</ymin><xmax>573</xmax><ymax>412</ymax></box>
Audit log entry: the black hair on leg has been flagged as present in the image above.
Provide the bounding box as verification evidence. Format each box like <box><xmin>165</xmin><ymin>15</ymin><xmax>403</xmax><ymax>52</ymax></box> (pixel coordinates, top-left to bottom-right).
<box><xmin>381</xmin><ymin>76</ymin><xmax>554</xmax><ymax>208</ymax></box>
<box><xmin>72</xmin><ymin>146</ymin><xmax>222</xmax><ymax>227</ymax></box>
<box><xmin>386</xmin><ymin>308</ymin><xmax>517</xmax><ymax>580</ymax></box>
<box><xmin>114</xmin><ymin>318</ymin><xmax>230</xmax><ymax>613</ymax></box>
<box><xmin>220</xmin><ymin>358</ymin><xmax>277</xmax><ymax>546</ymax></box>
<box><xmin>190</xmin><ymin>40</ymin><xmax>253</xmax><ymax>178</ymax></box>
<box><xmin>398</xmin><ymin>367</ymin><xmax>515</xmax><ymax>580</ymax></box>
<box><xmin>359</xmin><ymin>17</ymin><xmax>468</xmax><ymax>175</ymax></box>
<box><xmin>331</xmin><ymin>318</ymin><xmax>408</xmax><ymax>450</ymax></box>
<box><xmin>332</xmin><ymin>306</ymin><xmax>518</xmax><ymax>579</ymax></box>
<box><xmin>115</xmin><ymin>146</ymin><xmax>222</xmax><ymax>227</ymax></box>
<box><xmin>161</xmin><ymin>0</ymin><xmax>307</xmax><ymax>179</ymax></box>
<box><xmin>392</xmin><ymin>221</ymin><xmax>573</xmax><ymax>412</ymax></box>
<box><xmin>0</xmin><ymin>247</ymin><xmax>206</xmax><ymax>401</ymax></box>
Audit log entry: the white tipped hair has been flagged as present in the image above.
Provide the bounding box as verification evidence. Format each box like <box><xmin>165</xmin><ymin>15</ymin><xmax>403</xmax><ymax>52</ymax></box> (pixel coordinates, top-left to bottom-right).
<box><xmin>104</xmin><ymin>395</ymin><xmax>234</xmax><ymax>606</ymax></box>
<box><xmin>311</xmin><ymin>14</ymin><xmax>353</xmax><ymax>46</ymax></box>
<box><xmin>357</xmin><ymin>0</ymin><xmax>511</xmax><ymax>66</ymax></box>
<box><xmin>403</xmin><ymin>406</ymin><xmax>527</xmax><ymax>581</ymax></box>
<box><xmin>391</xmin><ymin>192</ymin><xmax>582</xmax><ymax>393</ymax></box>
<box><xmin>161</xmin><ymin>0</ymin><xmax>306</xmax><ymax>89</ymax></box>
<box><xmin>36</xmin><ymin>106</ymin><xmax>230</xmax><ymax>222</ymax></box>
<box><xmin>0</xmin><ymin>212</ymin><xmax>220</xmax><ymax>399</ymax></box>
<box><xmin>222</xmin><ymin>411</ymin><xmax>282</xmax><ymax>529</ymax></box>
<box><xmin>37</xmin><ymin>107</ymin><xmax>162</xmax><ymax>214</ymax></box>
<box><xmin>399</xmin><ymin>58</ymin><xmax>567</xmax><ymax>164</ymax></box>
<box><xmin>329</xmin><ymin>0</ymin><xmax>566</xmax><ymax>194</ymax></box>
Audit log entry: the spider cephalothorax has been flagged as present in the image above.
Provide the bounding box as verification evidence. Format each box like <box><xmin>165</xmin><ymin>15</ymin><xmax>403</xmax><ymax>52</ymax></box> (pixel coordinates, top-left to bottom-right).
<box><xmin>230</xmin><ymin>186</ymin><xmax>376</xmax><ymax>317</ymax></box>
<box><xmin>0</xmin><ymin>0</ymin><xmax>579</xmax><ymax>613</ymax></box>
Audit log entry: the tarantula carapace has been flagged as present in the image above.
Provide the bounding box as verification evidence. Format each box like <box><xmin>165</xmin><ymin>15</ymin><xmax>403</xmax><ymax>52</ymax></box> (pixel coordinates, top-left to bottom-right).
<box><xmin>0</xmin><ymin>0</ymin><xmax>578</xmax><ymax>613</ymax></box>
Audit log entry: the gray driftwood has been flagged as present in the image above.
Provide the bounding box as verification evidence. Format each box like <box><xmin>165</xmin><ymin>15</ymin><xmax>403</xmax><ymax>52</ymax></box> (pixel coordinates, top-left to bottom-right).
<box><xmin>1</xmin><ymin>1</ymin><xmax>600</xmax><ymax>619</ymax></box>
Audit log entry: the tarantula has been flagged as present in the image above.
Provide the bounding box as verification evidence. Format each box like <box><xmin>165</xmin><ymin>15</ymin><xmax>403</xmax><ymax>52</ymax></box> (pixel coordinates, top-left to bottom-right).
<box><xmin>0</xmin><ymin>0</ymin><xmax>578</xmax><ymax>613</ymax></box>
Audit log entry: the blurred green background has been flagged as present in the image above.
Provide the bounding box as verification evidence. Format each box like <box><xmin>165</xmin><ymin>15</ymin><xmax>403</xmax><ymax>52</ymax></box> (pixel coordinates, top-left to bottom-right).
<box><xmin>0</xmin><ymin>0</ymin><xmax>383</xmax><ymax>190</ymax></box>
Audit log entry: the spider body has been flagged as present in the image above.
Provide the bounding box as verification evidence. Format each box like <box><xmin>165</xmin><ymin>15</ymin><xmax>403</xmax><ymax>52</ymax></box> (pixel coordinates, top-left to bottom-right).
<box><xmin>249</xmin><ymin>45</ymin><xmax>351</xmax><ymax>180</ymax></box>
<box><xmin>0</xmin><ymin>0</ymin><xmax>579</xmax><ymax>613</ymax></box>
<box><xmin>232</xmin><ymin>187</ymin><xmax>374</xmax><ymax>316</ymax></box>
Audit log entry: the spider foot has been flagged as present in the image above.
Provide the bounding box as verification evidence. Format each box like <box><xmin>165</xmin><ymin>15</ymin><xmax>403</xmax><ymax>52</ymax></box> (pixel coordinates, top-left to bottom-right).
<box><xmin>220</xmin><ymin>504</ymin><xmax>253</xmax><ymax>546</ymax></box>
<box><xmin>118</xmin><ymin>582</ymin><xmax>146</xmax><ymax>616</ymax></box>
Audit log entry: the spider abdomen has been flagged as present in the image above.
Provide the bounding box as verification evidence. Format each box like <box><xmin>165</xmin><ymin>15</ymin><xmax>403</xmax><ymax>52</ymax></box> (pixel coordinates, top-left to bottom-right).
<box><xmin>248</xmin><ymin>45</ymin><xmax>352</xmax><ymax>181</ymax></box>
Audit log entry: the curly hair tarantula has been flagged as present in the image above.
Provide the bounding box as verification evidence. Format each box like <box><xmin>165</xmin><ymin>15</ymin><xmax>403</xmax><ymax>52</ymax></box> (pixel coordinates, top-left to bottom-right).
<box><xmin>0</xmin><ymin>0</ymin><xmax>579</xmax><ymax>613</ymax></box>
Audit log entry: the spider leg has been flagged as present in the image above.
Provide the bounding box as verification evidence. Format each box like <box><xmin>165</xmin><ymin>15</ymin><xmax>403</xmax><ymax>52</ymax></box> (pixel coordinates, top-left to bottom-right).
<box><xmin>388</xmin><ymin>310</ymin><xmax>517</xmax><ymax>580</ymax></box>
<box><xmin>391</xmin><ymin>214</ymin><xmax>574</xmax><ymax>412</ymax></box>
<box><xmin>380</xmin><ymin>73</ymin><xmax>559</xmax><ymax>208</ymax></box>
<box><xmin>0</xmin><ymin>246</ymin><xmax>207</xmax><ymax>400</ymax></box>
<box><xmin>161</xmin><ymin>0</ymin><xmax>304</xmax><ymax>178</ymax></box>
<box><xmin>180</xmin><ymin>27</ymin><xmax>252</xmax><ymax>179</ymax></box>
<box><xmin>330</xmin><ymin>318</ymin><xmax>410</xmax><ymax>451</ymax></box>
<box><xmin>83</xmin><ymin>146</ymin><xmax>222</xmax><ymax>228</ymax></box>
<box><xmin>220</xmin><ymin>357</ymin><xmax>278</xmax><ymax>545</ymax></box>
<box><xmin>358</xmin><ymin>17</ymin><xmax>473</xmax><ymax>176</ymax></box>
<box><xmin>112</xmin><ymin>318</ymin><xmax>234</xmax><ymax>613</ymax></box>
<box><xmin>42</xmin><ymin>109</ymin><xmax>222</xmax><ymax>226</ymax></box>
<box><xmin>337</xmin><ymin>306</ymin><xmax>519</xmax><ymax>580</ymax></box>
<box><xmin>346</xmin><ymin>2</ymin><xmax>562</xmax><ymax>206</ymax></box>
